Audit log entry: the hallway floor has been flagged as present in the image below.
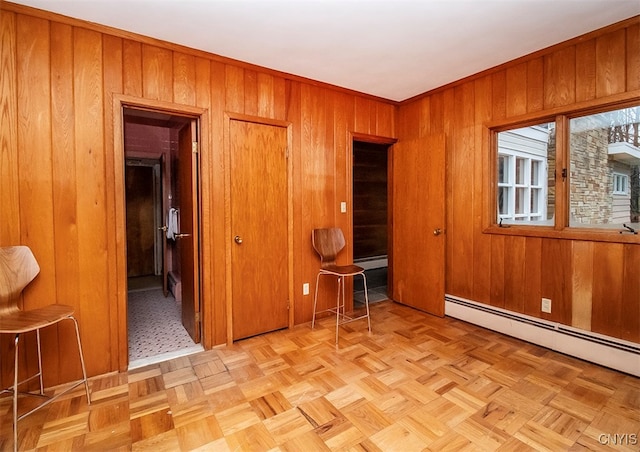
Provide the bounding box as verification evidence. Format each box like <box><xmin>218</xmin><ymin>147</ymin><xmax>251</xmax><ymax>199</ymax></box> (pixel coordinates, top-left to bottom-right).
<box><xmin>4</xmin><ymin>300</ymin><xmax>639</xmax><ymax>451</ymax></box>
<box><xmin>127</xmin><ymin>277</ymin><xmax>202</xmax><ymax>369</ymax></box>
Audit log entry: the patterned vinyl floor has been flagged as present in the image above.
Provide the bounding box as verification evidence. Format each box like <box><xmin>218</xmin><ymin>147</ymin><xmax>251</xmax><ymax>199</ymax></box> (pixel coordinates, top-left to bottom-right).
<box><xmin>127</xmin><ymin>288</ymin><xmax>200</xmax><ymax>364</ymax></box>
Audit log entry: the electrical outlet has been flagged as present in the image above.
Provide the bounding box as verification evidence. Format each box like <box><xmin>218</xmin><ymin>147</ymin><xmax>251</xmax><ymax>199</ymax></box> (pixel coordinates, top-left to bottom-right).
<box><xmin>340</xmin><ymin>201</ymin><xmax>347</xmax><ymax>213</ymax></box>
<box><xmin>541</xmin><ymin>298</ymin><xmax>552</xmax><ymax>313</ymax></box>
<box><xmin>303</xmin><ymin>283</ymin><xmax>310</xmax><ymax>296</ymax></box>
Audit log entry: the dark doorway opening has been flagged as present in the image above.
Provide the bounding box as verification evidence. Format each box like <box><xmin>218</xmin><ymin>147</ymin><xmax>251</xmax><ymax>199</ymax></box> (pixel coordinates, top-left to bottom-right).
<box><xmin>352</xmin><ymin>140</ymin><xmax>390</xmax><ymax>305</ymax></box>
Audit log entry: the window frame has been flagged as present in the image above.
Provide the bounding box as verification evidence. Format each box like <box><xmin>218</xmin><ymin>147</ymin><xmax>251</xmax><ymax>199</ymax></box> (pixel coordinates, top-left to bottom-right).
<box><xmin>613</xmin><ymin>173</ymin><xmax>629</xmax><ymax>196</ymax></box>
<box><xmin>485</xmin><ymin>94</ymin><xmax>640</xmax><ymax>244</ymax></box>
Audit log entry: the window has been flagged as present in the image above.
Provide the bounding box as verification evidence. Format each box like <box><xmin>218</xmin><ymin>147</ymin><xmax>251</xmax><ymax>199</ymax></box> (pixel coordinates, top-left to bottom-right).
<box><xmin>569</xmin><ymin>106</ymin><xmax>640</xmax><ymax>229</ymax></box>
<box><xmin>492</xmin><ymin>101</ymin><xmax>640</xmax><ymax>236</ymax></box>
<box><xmin>613</xmin><ymin>173</ymin><xmax>629</xmax><ymax>195</ymax></box>
<box><xmin>496</xmin><ymin>124</ymin><xmax>554</xmax><ymax>225</ymax></box>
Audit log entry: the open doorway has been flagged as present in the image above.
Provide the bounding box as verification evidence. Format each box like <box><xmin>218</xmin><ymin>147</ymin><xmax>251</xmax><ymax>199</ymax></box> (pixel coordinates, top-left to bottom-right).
<box><xmin>123</xmin><ymin>107</ymin><xmax>203</xmax><ymax>368</ymax></box>
<box><xmin>352</xmin><ymin>140</ymin><xmax>390</xmax><ymax>305</ymax></box>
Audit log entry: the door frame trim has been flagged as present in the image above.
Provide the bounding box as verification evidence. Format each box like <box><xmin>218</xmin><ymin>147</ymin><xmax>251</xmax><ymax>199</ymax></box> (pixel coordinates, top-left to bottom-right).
<box><xmin>224</xmin><ymin>112</ymin><xmax>294</xmax><ymax>344</ymax></box>
<box><xmin>113</xmin><ymin>94</ymin><xmax>209</xmax><ymax>371</ymax></box>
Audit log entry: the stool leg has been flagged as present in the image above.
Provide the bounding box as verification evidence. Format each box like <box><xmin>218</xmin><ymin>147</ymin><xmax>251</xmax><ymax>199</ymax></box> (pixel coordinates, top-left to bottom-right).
<box><xmin>13</xmin><ymin>334</ymin><xmax>19</xmax><ymax>452</ymax></box>
<box><xmin>69</xmin><ymin>316</ymin><xmax>91</xmax><ymax>404</ymax></box>
<box><xmin>335</xmin><ymin>276</ymin><xmax>342</xmax><ymax>345</ymax></box>
<box><xmin>362</xmin><ymin>273</ymin><xmax>371</xmax><ymax>332</ymax></box>
<box><xmin>36</xmin><ymin>329</ymin><xmax>44</xmax><ymax>395</ymax></box>
<box><xmin>312</xmin><ymin>272</ymin><xmax>322</xmax><ymax>329</ymax></box>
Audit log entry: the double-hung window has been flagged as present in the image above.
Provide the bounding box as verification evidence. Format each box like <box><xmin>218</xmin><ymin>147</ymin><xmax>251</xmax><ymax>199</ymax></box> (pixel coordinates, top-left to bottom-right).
<box><xmin>496</xmin><ymin>124</ymin><xmax>553</xmax><ymax>225</ymax></box>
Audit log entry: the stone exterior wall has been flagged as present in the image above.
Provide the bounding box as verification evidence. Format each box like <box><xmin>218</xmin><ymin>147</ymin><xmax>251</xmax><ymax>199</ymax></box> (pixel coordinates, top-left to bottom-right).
<box><xmin>570</xmin><ymin>120</ymin><xmax>613</xmax><ymax>225</ymax></box>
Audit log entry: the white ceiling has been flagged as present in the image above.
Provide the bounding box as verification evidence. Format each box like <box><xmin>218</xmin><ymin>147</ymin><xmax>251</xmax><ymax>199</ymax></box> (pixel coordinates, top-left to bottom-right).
<box><xmin>9</xmin><ymin>0</ymin><xmax>640</xmax><ymax>102</ymax></box>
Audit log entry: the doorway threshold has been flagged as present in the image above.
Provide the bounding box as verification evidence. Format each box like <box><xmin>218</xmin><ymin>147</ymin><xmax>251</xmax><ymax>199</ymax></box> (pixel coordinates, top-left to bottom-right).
<box><xmin>128</xmin><ymin>344</ymin><xmax>204</xmax><ymax>370</ymax></box>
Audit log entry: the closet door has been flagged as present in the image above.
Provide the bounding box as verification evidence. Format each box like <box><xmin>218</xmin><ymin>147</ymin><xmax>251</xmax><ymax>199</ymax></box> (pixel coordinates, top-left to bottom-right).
<box><xmin>229</xmin><ymin>119</ymin><xmax>289</xmax><ymax>340</ymax></box>
<box><xmin>392</xmin><ymin>134</ymin><xmax>446</xmax><ymax>316</ymax></box>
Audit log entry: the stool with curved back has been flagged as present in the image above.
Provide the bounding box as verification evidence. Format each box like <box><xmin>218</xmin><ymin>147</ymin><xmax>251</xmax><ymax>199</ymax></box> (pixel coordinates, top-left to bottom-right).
<box><xmin>311</xmin><ymin>228</ymin><xmax>371</xmax><ymax>344</ymax></box>
<box><xmin>0</xmin><ymin>246</ymin><xmax>91</xmax><ymax>452</ymax></box>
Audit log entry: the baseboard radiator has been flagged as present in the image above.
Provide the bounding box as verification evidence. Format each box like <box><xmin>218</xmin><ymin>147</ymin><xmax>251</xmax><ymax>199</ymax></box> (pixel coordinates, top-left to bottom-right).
<box><xmin>445</xmin><ymin>295</ymin><xmax>640</xmax><ymax>377</ymax></box>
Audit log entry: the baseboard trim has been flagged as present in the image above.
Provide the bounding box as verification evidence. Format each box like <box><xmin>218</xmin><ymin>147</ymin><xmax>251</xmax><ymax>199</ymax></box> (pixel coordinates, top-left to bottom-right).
<box><xmin>445</xmin><ymin>294</ymin><xmax>640</xmax><ymax>377</ymax></box>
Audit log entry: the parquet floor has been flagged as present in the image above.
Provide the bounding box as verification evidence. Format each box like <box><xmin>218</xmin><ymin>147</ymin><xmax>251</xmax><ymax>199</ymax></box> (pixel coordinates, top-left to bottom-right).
<box><xmin>2</xmin><ymin>301</ymin><xmax>639</xmax><ymax>451</ymax></box>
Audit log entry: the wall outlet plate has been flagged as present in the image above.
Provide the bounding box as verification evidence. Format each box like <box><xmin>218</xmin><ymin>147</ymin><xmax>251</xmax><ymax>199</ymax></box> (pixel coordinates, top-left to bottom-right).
<box><xmin>541</xmin><ymin>298</ymin><xmax>552</xmax><ymax>313</ymax></box>
<box><xmin>303</xmin><ymin>283</ymin><xmax>310</xmax><ymax>295</ymax></box>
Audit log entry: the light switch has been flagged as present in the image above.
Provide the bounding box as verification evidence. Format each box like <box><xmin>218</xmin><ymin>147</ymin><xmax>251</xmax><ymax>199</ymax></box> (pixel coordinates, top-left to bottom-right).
<box><xmin>303</xmin><ymin>283</ymin><xmax>310</xmax><ymax>295</ymax></box>
<box><xmin>340</xmin><ymin>201</ymin><xmax>347</xmax><ymax>213</ymax></box>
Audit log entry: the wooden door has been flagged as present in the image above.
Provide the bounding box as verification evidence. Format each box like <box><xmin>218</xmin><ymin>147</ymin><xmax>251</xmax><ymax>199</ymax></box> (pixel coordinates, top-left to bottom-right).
<box><xmin>230</xmin><ymin>120</ymin><xmax>289</xmax><ymax>340</ymax></box>
<box><xmin>392</xmin><ymin>134</ymin><xmax>446</xmax><ymax>316</ymax></box>
<box><xmin>177</xmin><ymin>120</ymin><xmax>200</xmax><ymax>342</ymax></box>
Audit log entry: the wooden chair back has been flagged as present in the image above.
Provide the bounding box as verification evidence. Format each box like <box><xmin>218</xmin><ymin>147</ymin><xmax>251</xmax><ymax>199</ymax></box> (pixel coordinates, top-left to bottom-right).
<box><xmin>312</xmin><ymin>228</ymin><xmax>346</xmax><ymax>268</ymax></box>
<box><xmin>0</xmin><ymin>246</ymin><xmax>40</xmax><ymax>316</ymax></box>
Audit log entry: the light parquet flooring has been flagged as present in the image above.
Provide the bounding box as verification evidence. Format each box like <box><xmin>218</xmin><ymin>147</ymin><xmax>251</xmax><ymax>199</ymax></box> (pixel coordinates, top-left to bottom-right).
<box><xmin>2</xmin><ymin>301</ymin><xmax>639</xmax><ymax>451</ymax></box>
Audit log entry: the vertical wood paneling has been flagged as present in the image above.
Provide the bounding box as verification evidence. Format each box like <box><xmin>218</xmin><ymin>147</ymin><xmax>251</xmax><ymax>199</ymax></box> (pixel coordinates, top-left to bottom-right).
<box><xmin>397</xmin><ymin>99</ymin><xmax>419</xmax><ymax>139</ymax></box>
<box><xmin>123</xmin><ymin>40</ymin><xmax>142</xmax><ymax>97</ymax></box>
<box><xmin>543</xmin><ymin>46</ymin><xmax>576</xmax><ymax>108</ymax></box>
<box><xmin>506</xmin><ymin>62</ymin><xmax>527</xmax><ymax>117</ymax></box>
<box><xmin>102</xmin><ymin>34</ymin><xmax>123</xmax><ymax>371</ymax></box>
<box><xmin>354</xmin><ymin>96</ymin><xmax>372</xmax><ymax>135</ymax></box>
<box><xmin>334</xmin><ymin>92</ymin><xmax>349</xmax><ymax>241</ymax></box>
<box><xmin>627</xmin><ymin>23</ymin><xmax>640</xmax><ymax>91</ymax></box>
<box><xmin>243</xmin><ymin>69</ymin><xmax>258</xmax><ymax>116</ymax></box>
<box><xmin>273</xmin><ymin>76</ymin><xmax>287</xmax><ymax>121</ymax></box>
<box><xmin>541</xmin><ymin>239</ymin><xmax>571</xmax><ymax>324</ymax></box>
<box><xmin>417</xmin><ymin>97</ymin><xmax>430</xmax><ymax>138</ymax></box>
<box><xmin>376</xmin><ymin>102</ymin><xmax>395</xmax><ymax>137</ymax></box>
<box><xmin>209</xmin><ymin>61</ymin><xmax>227</xmax><ymax>346</ymax></box>
<box><xmin>595</xmin><ymin>28</ymin><xmax>626</xmax><ymax>97</ymax></box>
<box><xmin>526</xmin><ymin>58</ymin><xmax>544</xmax><ymax>113</ymax></box>
<box><xmin>503</xmin><ymin>236</ymin><xmax>525</xmax><ymax>312</ymax></box>
<box><xmin>73</xmin><ymin>27</ymin><xmax>109</xmax><ymax>377</ymax></box>
<box><xmin>491</xmin><ymin>71</ymin><xmax>506</xmax><ymax>121</ymax></box>
<box><xmin>449</xmin><ymin>84</ymin><xmax>474</xmax><ymax>298</ymax></box>
<box><xmin>575</xmin><ymin>40</ymin><xmax>596</xmax><ymax>102</ymax></box>
<box><xmin>142</xmin><ymin>44</ymin><xmax>173</xmax><ymax>102</ymax></box>
<box><xmin>173</xmin><ymin>52</ymin><xmax>196</xmax><ymax>106</ymax></box>
<box><xmin>472</xmin><ymin>75</ymin><xmax>492</xmax><ymax>303</ymax></box>
<box><xmin>17</xmin><ymin>15</ymin><xmax>55</xmax><ymax>305</ymax></box>
<box><xmin>0</xmin><ymin>10</ymin><xmax>19</xmax><ymax>385</ymax></box>
<box><xmin>571</xmin><ymin>241</ymin><xmax>593</xmax><ymax>331</ymax></box>
<box><xmin>622</xmin><ymin>245</ymin><xmax>640</xmax><ymax>342</ymax></box>
<box><xmin>489</xmin><ymin>236</ymin><xmax>505</xmax><ymax>307</ymax></box>
<box><xmin>50</xmin><ymin>22</ymin><xmax>79</xmax><ymax>322</ymax></box>
<box><xmin>429</xmin><ymin>91</ymin><xmax>444</xmax><ymax>134</ymax></box>
<box><xmin>16</xmin><ymin>14</ymin><xmax>57</xmax><ymax>385</ymax></box>
<box><xmin>257</xmin><ymin>72</ymin><xmax>275</xmax><ymax>118</ymax></box>
<box><xmin>0</xmin><ymin>11</ymin><xmax>19</xmax><ymax>245</ymax></box>
<box><xmin>591</xmin><ymin>243</ymin><xmax>624</xmax><ymax>338</ymax></box>
<box><xmin>523</xmin><ymin>237</ymin><xmax>542</xmax><ymax>316</ymax></box>
<box><xmin>225</xmin><ymin>65</ymin><xmax>244</xmax><ymax>113</ymax></box>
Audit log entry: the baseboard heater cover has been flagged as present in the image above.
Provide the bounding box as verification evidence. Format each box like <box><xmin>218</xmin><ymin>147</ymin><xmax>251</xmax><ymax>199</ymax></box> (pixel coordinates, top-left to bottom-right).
<box><xmin>445</xmin><ymin>295</ymin><xmax>640</xmax><ymax>377</ymax></box>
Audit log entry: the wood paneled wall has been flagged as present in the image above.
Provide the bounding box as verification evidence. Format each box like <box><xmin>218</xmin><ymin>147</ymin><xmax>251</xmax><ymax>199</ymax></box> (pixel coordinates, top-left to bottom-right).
<box><xmin>0</xmin><ymin>4</ymin><xmax>395</xmax><ymax>386</ymax></box>
<box><xmin>397</xmin><ymin>17</ymin><xmax>640</xmax><ymax>343</ymax></box>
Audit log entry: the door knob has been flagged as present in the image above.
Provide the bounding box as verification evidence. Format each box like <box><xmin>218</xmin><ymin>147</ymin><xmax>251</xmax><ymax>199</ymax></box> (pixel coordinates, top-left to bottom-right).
<box><xmin>175</xmin><ymin>233</ymin><xmax>191</xmax><ymax>239</ymax></box>
<box><xmin>158</xmin><ymin>225</ymin><xmax>168</xmax><ymax>232</ymax></box>
<box><xmin>433</xmin><ymin>228</ymin><xmax>442</xmax><ymax>236</ymax></box>
<box><xmin>234</xmin><ymin>235</ymin><xmax>243</xmax><ymax>244</ymax></box>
